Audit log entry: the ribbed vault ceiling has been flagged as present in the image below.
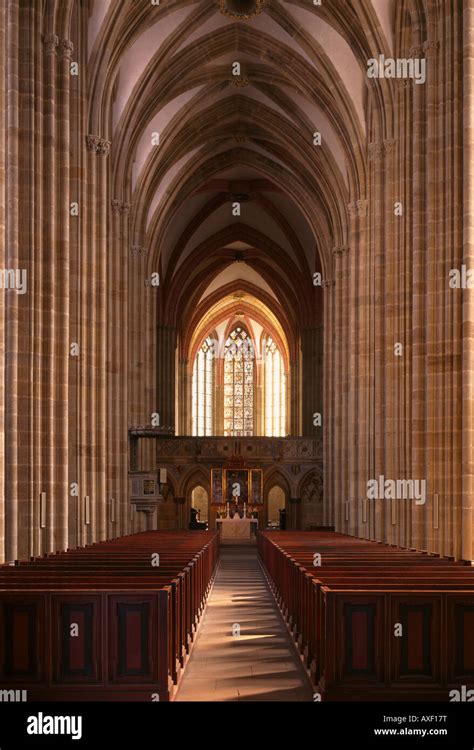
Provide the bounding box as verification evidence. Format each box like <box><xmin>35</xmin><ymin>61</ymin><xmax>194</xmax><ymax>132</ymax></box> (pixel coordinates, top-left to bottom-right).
<box><xmin>86</xmin><ymin>0</ymin><xmax>396</xmax><ymax>346</ymax></box>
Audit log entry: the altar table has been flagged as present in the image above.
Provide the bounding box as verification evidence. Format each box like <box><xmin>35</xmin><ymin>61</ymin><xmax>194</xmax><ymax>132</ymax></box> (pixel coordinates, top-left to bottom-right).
<box><xmin>215</xmin><ymin>517</ymin><xmax>258</xmax><ymax>542</ymax></box>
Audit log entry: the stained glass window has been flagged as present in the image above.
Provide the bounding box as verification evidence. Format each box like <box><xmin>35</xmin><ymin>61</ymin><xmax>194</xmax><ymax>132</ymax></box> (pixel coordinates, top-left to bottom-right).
<box><xmin>264</xmin><ymin>336</ymin><xmax>286</xmax><ymax>436</ymax></box>
<box><xmin>224</xmin><ymin>327</ymin><xmax>254</xmax><ymax>436</ymax></box>
<box><xmin>192</xmin><ymin>337</ymin><xmax>214</xmax><ymax>436</ymax></box>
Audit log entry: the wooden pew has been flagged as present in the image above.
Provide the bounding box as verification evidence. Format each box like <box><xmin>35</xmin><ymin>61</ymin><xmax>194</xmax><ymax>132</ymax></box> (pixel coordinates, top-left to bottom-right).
<box><xmin>0</xmin><ymin>530</ymin><xmax>219</xmax><ymax>701</ymax></box>
<box><xmin>258</xmin><ymin>531</ymin><xmax>474</xmax><ymax>700</ymax></box>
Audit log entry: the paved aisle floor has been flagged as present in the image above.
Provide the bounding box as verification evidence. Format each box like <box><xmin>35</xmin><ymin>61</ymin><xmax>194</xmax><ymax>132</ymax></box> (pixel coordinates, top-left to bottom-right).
<box><xmin>174</xmin><ymin>544</ymin><xmax>314</xmax><ymax>702</ymax></box>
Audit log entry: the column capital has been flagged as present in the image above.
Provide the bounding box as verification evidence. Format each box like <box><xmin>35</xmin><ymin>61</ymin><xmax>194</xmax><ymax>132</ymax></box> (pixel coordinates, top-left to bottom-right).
<box><xmin>383</xmin><ymin>138</ymin><xmax>397</xmax><ymax>156</ymax></box>
<box><xmin>130</xmin><ymin>245</ymin><xmax>145</xmax><ymax>257</ymax></box>
<box><xmin>409</xmin><ymin>44</ymin><xmax>425</xmax><ymax>58</ymax></box>
<box><xmin>86</xmin><ymin>134</ymin><xmax>111</xmax><ymax>156</ymax></box>
<box><xmin>369</xmin><ymin>140</ymin><xmax>396</xmax><ymax>161</ymax></box>
<box><xmin>322</xmin><ymin>279</ymin><xmax>335</xmax><ymax>288</ymax></box>
<box><xmin>112</xmin><ymin>199</ymin><xmax>131</xmax><ymax>215</ymax></box>
<box><xmin>348</xmin><ymin>199</ymin><xmax>368</xmax><ymax>218</ymax></box>
<box><xmin>42</xmin><ymin>34</ymin><xmax>59</xmax><ymax>55</ymax></box>
<box><xmin>422</xmin><ymin>40</ymin><xmax>439</xmax><ymax>57</ymax></box>
<box><xmin>368</xmin><ymin>141</ymin><xmax>384</xmax><ymax>161</ymax></box>
<box><xmin>59</xmin><ymin>39</ymin><xmax>74</xmax><ymax>59</ymax></box>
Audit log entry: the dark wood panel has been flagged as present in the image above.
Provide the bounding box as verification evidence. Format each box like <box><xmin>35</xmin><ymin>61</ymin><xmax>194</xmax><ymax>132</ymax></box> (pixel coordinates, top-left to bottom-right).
<box><xmin>109</xmin><ymin>597</ymin><xmax>155</xmax><ymax>683</ymax></box>
<box><xmin>51</xmin><ymin>596</ymin><xmax>101</xmax><ymax>684</ymax></box>
<box><xmin>0</xmin><ymin>599</ymin><xmax>44</xmax><ymax>682</ymax></box>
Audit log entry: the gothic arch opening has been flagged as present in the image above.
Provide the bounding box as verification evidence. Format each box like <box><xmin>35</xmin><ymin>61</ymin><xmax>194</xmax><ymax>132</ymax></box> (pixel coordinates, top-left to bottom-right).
<box><xmin>267</xmin><ymin>486</ymin><xmax>286</xmax><ymax>528</ymax></box>
<box><xmin>191</xmin><ymin>485</ymin><xmax>209</xmax><ymax>525</ymax></box>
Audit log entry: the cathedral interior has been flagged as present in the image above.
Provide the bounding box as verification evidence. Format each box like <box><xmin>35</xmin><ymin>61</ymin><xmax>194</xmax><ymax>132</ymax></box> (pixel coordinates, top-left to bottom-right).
<box><xmin>0</xmin><ymin>0</ymin><xmax>473</xmax><ymax>718</ymax></box>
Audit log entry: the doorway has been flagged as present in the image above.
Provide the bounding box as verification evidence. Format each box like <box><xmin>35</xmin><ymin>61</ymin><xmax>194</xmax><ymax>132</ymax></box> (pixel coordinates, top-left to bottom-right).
<box><xmin>191</xmin><ymin>485</ymin><xmax>209</xmax><ymax>524</ymax></box>
<box><xmin>267</xmin><ymin>486</ymin><xmax>285</xmax><ymax>528</ymax></box>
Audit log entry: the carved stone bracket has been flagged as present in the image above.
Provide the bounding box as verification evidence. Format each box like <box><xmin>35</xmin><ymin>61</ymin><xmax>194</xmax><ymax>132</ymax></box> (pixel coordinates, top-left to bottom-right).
<box><xmin>332</xmin><ymin>246</ymin><xmax>350</xmax><ymax>258</ymax></box>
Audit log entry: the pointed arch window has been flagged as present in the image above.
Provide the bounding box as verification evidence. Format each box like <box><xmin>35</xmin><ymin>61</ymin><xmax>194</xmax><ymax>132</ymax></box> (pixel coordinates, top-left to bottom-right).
<box><xmin>224</xmin><ymin>327</ymin><xmax>254</xmax><ymax>436</ymax></box>
<box><xmin>264</xmin><ymin>336</ymin><xmax>286</xmax><ymax>436</ymax></box>
<box><xmin>192</xmin><ymin>337</ymin><xmax>214</xmax><ymax>436</ymax></box>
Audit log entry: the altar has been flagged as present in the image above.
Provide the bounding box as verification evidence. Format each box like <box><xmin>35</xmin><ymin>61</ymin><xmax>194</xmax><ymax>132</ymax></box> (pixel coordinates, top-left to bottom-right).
<box><xmin>216</xmin><ymin>517</ymin><xmax>258</xmax><ymax>542</ymax></box>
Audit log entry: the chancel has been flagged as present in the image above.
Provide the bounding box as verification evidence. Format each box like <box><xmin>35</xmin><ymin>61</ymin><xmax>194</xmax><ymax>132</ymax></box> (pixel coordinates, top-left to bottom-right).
<box><xmin>0</xmin><ymin>0</ymin><xmax>473</xmax><ymax>715</ymax></box>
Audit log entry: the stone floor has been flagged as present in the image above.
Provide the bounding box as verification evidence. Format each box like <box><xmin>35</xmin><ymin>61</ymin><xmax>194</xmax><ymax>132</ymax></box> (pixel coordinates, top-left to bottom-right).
<box><xmin>174</xmin><ymin>544</ymin><xmax>314</xmax><ymax>702</ymax></box>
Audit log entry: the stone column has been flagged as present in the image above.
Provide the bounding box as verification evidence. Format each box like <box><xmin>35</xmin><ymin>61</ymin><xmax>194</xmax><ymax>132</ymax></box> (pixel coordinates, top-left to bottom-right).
<box><xmin>109</xmin><ymin>200</ymin><xmax>130</xmax><ymax>539</ymax></box>
<box><xmin>289</xmin><ymin>356</ymin><xmax>300</xmax><ymax>436</ymax></box>
<box><xmin>322</xmin><ymin>280</ymin><xmax>335</xmax><ymax>528</ymax></box>
<box><xmin>288</xmin><ymin>497</ymin><xmax>301</xmax><ymax>530</ymax></box>
<box><xmin>301</xmin><ymin>326</ymin><xmax>324</xmax><ymax>437</ymax></box>
<box><xmin>156</xmin><ymin>324</ymin><xmax>177</xmax><ymax>430</ymax></box>
<box><xmin>56</xmin><ymin>37</ymin><xmax>73</xmax><ymax>552</ymax></box>
<box><xmin>368</xmin><ymin>141</ymin><xmax>386</xmax><ymax>543</ymax></box>
<box><xmin>462</xmin><ymin>1</ymin><xmax>474</xmax><ymax>561</ymax></box>
<box><xmin>448</xmin><ymin>4</ymin><xmax>464</xmax><ymax>561</ymax></box>
<box><xmin>382</xmin><ymin>138</ymin><xmax>398</xmax><ymax>546</ymax></box>
<box><xmin>84</xmin><ymin>134</ymin><xmax>110</xmax><ymax>544</ymax></box>
<box><xmin>332</xmin><ymin>247</ymin><xmax>349</xmax><ymax>532</ymax></box>
<box><xmin>423</xmin><ymin>39</ymin><xmax>441</xmax><ymax>555</ymax></box>
<box><xmin>128</xmin><ymin>244</ymin><xmax>145</xmax><ymax>426</ymax></box>
<box><xmin>0</xmin><ymin>0</ymin><xmax>5</xmax><ymax>561</ymax></box>
<box><xmin>347</xmin><ymin>200</ymin><xmax>369</xmax><ymax>538</ymax></box>
<box><xmin>410</xmin><ymin>43</ymin><xmax>428</xmax><ymax>551</ymax></box>
<box><xmin>178</xmin><ymin>358</ymin><xmax>192</xmax><ymax>435</ymax></box>
<box><xmin>175</xmin><ymin>496</ymin><xmax>187</xmax><ymax>530</ymax></box>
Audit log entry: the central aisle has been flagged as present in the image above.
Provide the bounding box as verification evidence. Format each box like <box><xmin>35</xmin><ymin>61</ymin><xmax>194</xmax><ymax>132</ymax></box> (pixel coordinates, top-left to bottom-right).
<box><xmin>174</xmin><ymin>544</ymin><xmax>313</xmax><ymax>702</ymax></box>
